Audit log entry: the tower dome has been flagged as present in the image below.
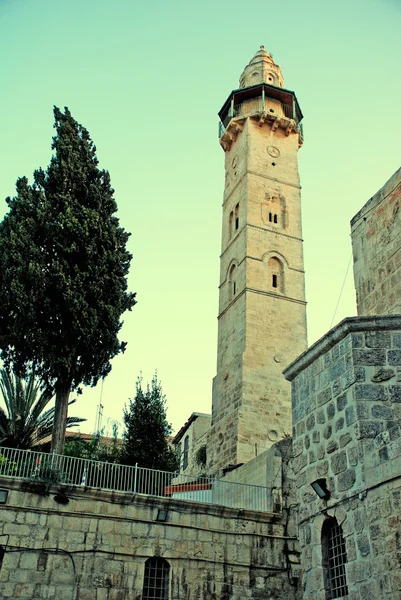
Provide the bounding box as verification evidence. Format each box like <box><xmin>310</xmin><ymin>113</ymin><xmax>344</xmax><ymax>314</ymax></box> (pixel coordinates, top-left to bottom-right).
<box><xmin>239</xmin><ymin>46</ymin><xmax>284</xmax><ymax>89</ymax></box>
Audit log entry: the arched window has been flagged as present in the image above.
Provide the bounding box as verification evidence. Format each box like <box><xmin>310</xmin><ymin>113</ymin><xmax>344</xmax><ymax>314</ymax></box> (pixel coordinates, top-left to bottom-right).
<box><xmin>268</xmin><ymin>257</ymin><xmax>283</xmax><ymax>293</ymax></box>
<box><xmin>229</xmin><ymin>264</ymin><xmax>237</xmax><ymax>299</ymax></box>
<box><xmin>143</xmin><ymin>557</ymin><xmax>170</xmax><ymax>600</ymax></box>
<box><xmin>322</xmin><ymin>518</ymin><xmax>348</xmax><ymax>599</ymax></box>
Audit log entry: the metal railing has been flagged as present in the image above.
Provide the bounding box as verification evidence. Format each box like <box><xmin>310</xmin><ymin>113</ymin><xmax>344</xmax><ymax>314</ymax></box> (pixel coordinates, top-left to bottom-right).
<box><xmin>219</xmin><ymin>95</ymin><xmax>302</xmax><ymax>138</ymax></box>
<box><xmin>0</xmin><ymin>447</ymin><xmax>272</xmax><ymax>512</ymax></box>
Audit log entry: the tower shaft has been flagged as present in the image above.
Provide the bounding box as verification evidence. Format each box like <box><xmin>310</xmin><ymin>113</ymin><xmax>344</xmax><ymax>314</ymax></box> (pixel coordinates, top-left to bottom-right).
<box><xmin>208</xmin><ymin>49</ymin><xmax>307</xmax><ymax>472</ymax></box>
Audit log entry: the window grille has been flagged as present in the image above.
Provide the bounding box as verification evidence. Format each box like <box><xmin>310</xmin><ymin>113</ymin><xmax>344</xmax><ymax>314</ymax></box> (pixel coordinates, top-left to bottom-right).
<box><xmin>142</xmin><ymin>557</ymin><xmax>170</xmax><ymax>600</ymax></box>
<box><xmin>323</xmin><ymin>518</ymin><xmax>348</xmax><ymax>599</ymax></box>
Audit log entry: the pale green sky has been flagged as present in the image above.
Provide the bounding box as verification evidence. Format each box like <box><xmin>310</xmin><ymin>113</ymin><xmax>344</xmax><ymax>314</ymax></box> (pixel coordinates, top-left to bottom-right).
<box><xmin>0</xmin><ymin>0</ymin><xmax>400</xmax><ymax>434</ymax></box>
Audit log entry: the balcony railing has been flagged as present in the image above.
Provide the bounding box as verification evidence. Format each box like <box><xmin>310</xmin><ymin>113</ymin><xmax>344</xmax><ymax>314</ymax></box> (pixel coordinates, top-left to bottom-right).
<box><xmin>0</xmin><ymin>446</ymin><xmax>273</xmax><ymax>512</ymax></box>
<box><xmin>219</xmin><ymin>96</ymin><xmax>303</xmax><ymax>139</ymax></box>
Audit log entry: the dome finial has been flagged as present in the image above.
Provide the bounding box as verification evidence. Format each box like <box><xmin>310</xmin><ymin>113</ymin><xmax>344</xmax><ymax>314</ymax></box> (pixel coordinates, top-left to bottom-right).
<box><xmin>260</xmin><ymin>45</ymin><xmax>264</xmax><ymax>50</ymax></box>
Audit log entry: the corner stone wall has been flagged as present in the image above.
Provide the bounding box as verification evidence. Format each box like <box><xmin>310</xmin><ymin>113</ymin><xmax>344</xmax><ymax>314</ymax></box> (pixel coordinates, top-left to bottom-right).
<box><xmin>283</xmin><ymin>315</ymin><xmax>401</xmax><ymax>600</ymax></box>
<box><xmin>351</xmin><ymin>166</ymin><xmax>401</xmax><ymax>316</ymax></box>
<box><xmin>0</xmin><ymin>478</ymin><xmax>301</xmax><ymax>600</ymax></box>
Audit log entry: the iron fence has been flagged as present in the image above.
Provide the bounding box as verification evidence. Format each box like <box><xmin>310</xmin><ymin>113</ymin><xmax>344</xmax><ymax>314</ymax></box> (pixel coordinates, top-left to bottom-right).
<box><xmin>0</xmin><ymin>446</ymin><xmax>272</xmax><ymax>511</ymax></box>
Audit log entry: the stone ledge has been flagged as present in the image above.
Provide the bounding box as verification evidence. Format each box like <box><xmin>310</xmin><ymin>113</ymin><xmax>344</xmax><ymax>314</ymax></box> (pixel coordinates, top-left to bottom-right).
<box><xmin>0</xmin><ymin>476</ymin><xmax>279</xmax><ymax>523</ymax></box>
<box><xmin>283</xmin><ymin>315</ymin><xmax>401</xmax><ymax>382</ymax></box>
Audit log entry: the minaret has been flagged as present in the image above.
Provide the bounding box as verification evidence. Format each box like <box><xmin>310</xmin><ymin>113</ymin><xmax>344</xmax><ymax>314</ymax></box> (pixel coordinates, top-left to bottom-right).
<box><xmin>208</xmin><ymin>47</ymin><xmax>308</xmax><ymax>472</ymax></box>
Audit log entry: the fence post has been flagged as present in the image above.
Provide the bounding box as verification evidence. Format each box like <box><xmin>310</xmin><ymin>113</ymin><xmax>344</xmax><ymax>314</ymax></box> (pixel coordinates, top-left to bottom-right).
<box><xmin>133</xmin><ymin>463</ymin><xmax>138</xmax><ymax>494</ymax></box>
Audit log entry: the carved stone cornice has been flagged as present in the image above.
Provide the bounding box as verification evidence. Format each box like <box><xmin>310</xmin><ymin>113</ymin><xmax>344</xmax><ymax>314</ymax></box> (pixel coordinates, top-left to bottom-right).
<box><xmin>219</xmin><ymin>118</ymin><xmax>245</xmax><ymax>152</ymax></box>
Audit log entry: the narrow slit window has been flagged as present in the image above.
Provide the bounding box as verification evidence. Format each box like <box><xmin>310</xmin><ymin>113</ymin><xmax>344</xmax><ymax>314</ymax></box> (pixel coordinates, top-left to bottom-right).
<box><xmin>273</xmin><ymin>214</ymin><xmax>278</xmax><ymax>224</ymax></box>
<box><xmin>229</xmin><ymin>211</ymin><xmax>233</xmax><ymax>239</ymax></box>
<box><xmin>229</xmin><ymin>264</ymin><xmax>237</xmax><ymax>300</ymax></box>
<box><xmin>142</xmin><ymin>557</ymin><xmax>170</xmax><ymax>600</ymax></box>
<box><xmin>268</xmin><ymin>256</ymin><xmax>283</xmax><ymax>293</ymax></box>
<box><xmin>269</xmin><ymin>212</ymin><xmax>272</xmax><ymax>222</ymax></box>
<box><xmin>183</xmin><ymin>435</ymin><xmax>189</xmax><ymax>471</ymax></box>
<box><xmin>235</xmin><ymin>203</ymin><xmax>239</xmax><ymax>230</ymax></box>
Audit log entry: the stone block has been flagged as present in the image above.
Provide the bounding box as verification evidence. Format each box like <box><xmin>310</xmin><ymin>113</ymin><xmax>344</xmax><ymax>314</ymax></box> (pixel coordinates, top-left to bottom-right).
<box><xmin>306</xmin><ymin>414</ymin><xmax>315</xmax><ymax>430</ymax></box>
<box><xmin>347</xmin><ymin>447</ymin><xmax>359</xmax><ymax>467</ymax></box>
<box><xmin>326</xmin><ymin>440</ymin><xmax>338</xmax><ymax>454</ymax></box>
<box><xmin>335</xmin><ymin>417</ymin><xmax>345</xmax><ymax>431</ymax></box>
<box><xmin>317</xmin><ymin>387</ymin><xmax>332</xmax><ymax>406</ymax></box>
<box><xmin>330</xmin><ymin>451</ymin><xmax>347</xmax><ymax>475</ymax></box>
<box><xmin>388</xmin><ymin>350</ymin><xmax>401</xmax><ymax>366</ymax></box>
<box><xmin>312</xmin><ymin>431</ymin><xmax>320</xmax><ymax>444</ymax></box>
<box><xmin>365</xmin><ymin>331</ymin><xmax>391</xmax><ymax>348</ymax></box>
<box><xmin>345</xmin><ymin>405</ymin><xmax>356</xmax><ymax>426</ymax></box>
<box><xmin>355</xmin><ymin>384</ymin><xmax>387</xmax><ymax>401</ymax></box>
<box><xmin>355</xmin><ymin>366</ymin><xmax>366</xmax><ymax>381</ymax></box>
<box><xmin>337</xmin><ymin>394</ymin><xmax>347</xmax><ymax>411</ymax></box>
<box><xmin>371</xmin><ymin>404</ymin><xmax>393</xmax><ymax>419</ymax></box>
<box><xmin>356</xmin><ymin>421</ymin><xmax>383</xmax><ymax>439</ymax></box>
<box><xmin>19</xmin><ymin>554</ymin><xmax>40</xmax><ymax>570</ymax></box>
<box><xmin>316</xmin><ymin>461</ymin><xmax>328</xmax><ymax>476</ymax></box>
<box><xmin>371</xmin><ymin>367</ymin><xmax>395</xmax><ymax>382</ymax></box>
<box><xmin>323</xmin><ymin>425</ymin><xmax>332</xmax><ymax>440</ymax></box>
<box><xmin>357</xmin><ymin>534</ymin><xmax>371</xmax><ymax>557</ymax></box>
<box><xmin>330</xmin><ymin>358</ymin><xmax>345</xmax><ymax>380</ymax></box>
<box><xmin>389</xmin><ymin>385</ymin><xmax>401</xmax><ymax>403</ymax></box>
<box><xmin>352</xmin><ymin>333</ymin><xmax>364</xmax><ymax>347</ymax></box>
<box><xmin>353</xmin><ymin>349</ymin><xmax>386</xmax><ymax>366</ymax></box>
<box><xmin>347</xmin><ymin>560</ymin><xmax>371</xmax><ymax>584</ymax></box>
<box><xmin>359</xmin><ymin>580</ymin><xmax>378</xmax><ymax>599</ymax></box>
<box><xmin>326</xmin><ymin>403</ymin><xmax>335</xmax><ymax>420</ymax></box>
<box><xmin>337</xmin><ymin>468</ymin><xmax>356</xmax><ymax>492</ymax></box>
<box><xmin>340</xmin><ymin>433</ymin><xmax>352</xmax><ymax>448</ymax></box>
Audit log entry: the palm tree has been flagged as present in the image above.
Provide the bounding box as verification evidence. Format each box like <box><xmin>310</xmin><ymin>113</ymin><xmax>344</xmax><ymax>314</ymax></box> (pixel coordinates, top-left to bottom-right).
<box><xmin>0</xmin><ymin>369</ymin><xmax>86</xmax><ymax>450</ymax></box>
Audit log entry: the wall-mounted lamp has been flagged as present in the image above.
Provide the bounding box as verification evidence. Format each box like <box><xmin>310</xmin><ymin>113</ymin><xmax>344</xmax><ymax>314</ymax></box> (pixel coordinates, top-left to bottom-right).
<box><xmin>0</xmin><ymin>490</ymin><xmax>8</xmax><ymax>504</ymax></box>
<box><xmin>156</xmin><ymin>509</ymin><xmax>168</xmax><ymax>522</ymax></box>
<box><xmin>310</xmin><ymin>479</ymin><xmax>330</xmax><ymax>500</ymax></box>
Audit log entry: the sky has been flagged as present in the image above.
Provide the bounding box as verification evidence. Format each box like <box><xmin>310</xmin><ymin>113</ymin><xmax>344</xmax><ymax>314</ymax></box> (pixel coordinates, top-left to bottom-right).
<box><xmin>0</xmin><ymin>0</ymin><xmax>400</xmax><ymax>436</ymax></box>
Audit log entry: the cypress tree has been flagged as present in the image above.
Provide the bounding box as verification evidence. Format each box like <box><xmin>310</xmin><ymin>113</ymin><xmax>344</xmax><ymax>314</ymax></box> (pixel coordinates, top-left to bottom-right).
<box><xmin>122</xmin><ymin>374</ymin><xmax>178</xmax><ymax>472</ymax></box>
<box><xmin>0</xmin><ymin>107</ymin><xmax>136</xmax><ymax>453</ymax></box>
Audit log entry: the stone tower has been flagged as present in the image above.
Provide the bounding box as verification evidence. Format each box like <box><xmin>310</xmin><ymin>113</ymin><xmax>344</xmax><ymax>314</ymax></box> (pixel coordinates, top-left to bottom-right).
<box><xmin>208</xmin><ymin>47</ymin><xmax>308</xmax><ymax>473</ymax></box>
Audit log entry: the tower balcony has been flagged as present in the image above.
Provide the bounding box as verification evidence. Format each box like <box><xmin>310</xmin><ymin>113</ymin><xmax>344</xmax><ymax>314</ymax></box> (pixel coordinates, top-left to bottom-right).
<box><xmin>218</xmin><ymin>83</ymin><xmax>304</xmax><ymax>144</ymax></box>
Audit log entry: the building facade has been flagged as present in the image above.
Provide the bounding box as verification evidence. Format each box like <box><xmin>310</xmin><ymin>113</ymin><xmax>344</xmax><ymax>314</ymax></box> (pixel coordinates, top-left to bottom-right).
<box><xmin>351</xmin><ymin>167</ymin><xmax>401</xmax><ymax>317</ymax></box>
<box><xmin>208</xmin><ymin>47</ymin><xmax>308</xmax><ymax>473</ymax></box>
<box><xmin>284</xmin><ymin>315</ymin><xmax>401</xmax><ymax>599</ymax></box>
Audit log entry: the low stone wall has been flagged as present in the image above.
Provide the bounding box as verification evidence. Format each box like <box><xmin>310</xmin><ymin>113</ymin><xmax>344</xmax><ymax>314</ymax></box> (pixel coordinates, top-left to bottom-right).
<box><xmin>284</xmin><ymin>315</ymin><xmax>401</xmax><ymax>599</ymax></box>
<box><xmin>0</xmin><ymin>477</ymin><xmax>301</xmax><ymax>600</ymax></box>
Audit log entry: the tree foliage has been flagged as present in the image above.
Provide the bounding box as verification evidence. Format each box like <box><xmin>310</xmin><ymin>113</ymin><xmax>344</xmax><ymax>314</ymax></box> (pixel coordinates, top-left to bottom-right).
<box><xmin>0</xmin><ymin>369</ymin><xmax>85</xmax><ymax>449</ymax></box>
<box><xmin>122</xmin><ymin>374</ymin><xmax>178</xmax><ymax>472</ymax></box>
<box><xmin>64</xmin><ymin>424</ymin><xmax>121</xmax><ymax>463</ymax></box>
<box><xmin>0</xmin><ymin>107</ymin><xmax>136</xmax><ymax>452</ymax></box>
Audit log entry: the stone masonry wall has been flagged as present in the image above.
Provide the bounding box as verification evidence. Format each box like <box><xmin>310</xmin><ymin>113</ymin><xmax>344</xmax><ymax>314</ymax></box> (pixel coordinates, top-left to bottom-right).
<box><xmin>351</xmin><ymin>166</ymin><xmax>401</xmax><ymax>316</ymax></box>
<box><xmin>0</xmin><ymin>478</ymin><xmax>301</xmax><ymax>600</ymax></box>
<box><xmin>284</xmin><ymin>315</ymin><xmax>401</xmax><ymax>599</ymax></box>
